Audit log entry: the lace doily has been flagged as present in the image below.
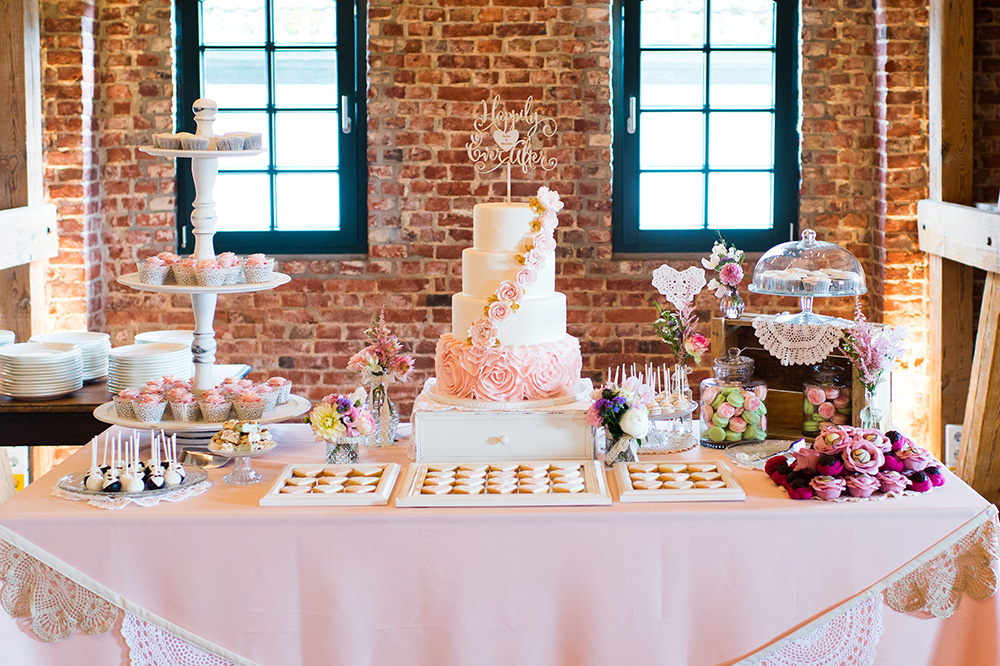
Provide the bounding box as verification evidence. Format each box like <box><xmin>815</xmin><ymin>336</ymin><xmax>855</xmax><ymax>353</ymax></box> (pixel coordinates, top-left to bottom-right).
<box><xmin>752</xmin><ymin>315</ymin><xmax>846</xmax><ymax>366</ymax></box>
<box><xmin>884</xmin><ymin>516</ymin><xmax>1000</xmax><ymax>618</ymax></box>
<box><xmin>757</xmin><ymin>595</ymin><xmax>883</xmax><ymax>666</ymax></box>
<box><xmin>0</xmin><ymin>540</ymin><xmax>119</xmax><ymax>642</ymax></box>
<box><xmin>652</xmin><ymin>265</ymin><xmax>706</xmax><ymax>309</ymax></box>
<box><xmin>123</xmin><ymin>613</ymin><xmax>238</xmax><ymax>666</ymax></box>
<box><xmin>51</xmin><ymin>479</ymin><xmax>212</xmax><ymax>510</ymax></box>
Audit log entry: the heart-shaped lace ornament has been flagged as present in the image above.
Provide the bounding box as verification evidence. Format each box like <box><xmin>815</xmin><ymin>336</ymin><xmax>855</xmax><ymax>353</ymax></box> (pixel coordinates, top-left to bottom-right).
<box><xmin>652</xmin><ymin>265</ymin><xmax>706</xmax><ymax>309</ymax></box>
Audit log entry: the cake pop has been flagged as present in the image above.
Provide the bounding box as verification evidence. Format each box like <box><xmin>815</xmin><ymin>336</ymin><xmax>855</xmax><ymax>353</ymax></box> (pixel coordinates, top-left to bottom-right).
<box><xmin>84</xmin><ymin>435</ymin><xmax>106</xmax><ymax>491</ymax></box>
<box><xmin>163</xmin><ymin>434</ymin><xmax>185</xmax><ymax>487</ymax></box>
<box><xmin>101</xmin><ymin>437</ymin><xmax>122</xmax><ymax>493</ymax></box>
<box><xmin>144</xmin><ymin>431</ymin><xmax>166</xmax><ymax>490</ymax></box>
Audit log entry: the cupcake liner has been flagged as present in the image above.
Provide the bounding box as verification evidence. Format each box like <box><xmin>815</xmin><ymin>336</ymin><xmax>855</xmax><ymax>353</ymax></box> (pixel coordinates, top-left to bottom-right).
<box><xmin>259</xmin><ymin>390</ymin><xmax>279</xmax><ymax>411</ymax></box>
<box><xmin>133</xmin><ymin>400</ymin><xmax>167</xmax><ymax>423</ymax></box>
<box><xmin>195</xmin><ymin>268</ymin><xmax>227</xmax><ymax>287</ymax></box>
<box><xmin>153</xmin><ymin>133</ymin><xmax>181</xmax><ymax>149</ymax></box>
<box><xmin>243</xmin><ymin>261</ymin><xmax>275</xmax><ymax>284</ymax></box>
<box><xmin>236</xmin><ymin>132</ymin><xmax>262</xmax><ymax>150</ymax></box>
<box><xmin>214</xmin><ymin>135</ymin><xmax>244</xmax><ymax>151</ymax></box>
<box><xmin>139</xmin><ymin>264</ymin><xmax>170</xmax><ymax>285</ymax></box>
<box><xmin>223</xmin><ymin>265</ymin><xmax>242</xmax><ymax>285</ymax></box>
<box><xmin>233</xmin><ymin>400</ymin><xmax>265</xmax><ymax>420</ymax></box>
<box><xmin>199</xmin><ymin>401</ymin><xmax>233</xmax><ymax>422</ymax></box>
<box><xmin>173</xmin><ymin>264</ymin><xmax>197</xmax><ymax>286</ymax></box>
<box><xmin>114</xmin><ymin>397</ymin><xmax>136</xmax><ymax>419</ymax></box>
<box><xmin>275</xmin><ymin>382</ymin><xmax>292</xmax><ymax>404</ymax></box>
<box><xmin>170</xmin><ymin>401</ymin><xmax>200</xmax><ymax>422</ymax></box>
<box><xmin>181</xmin><ymin>136</ymin><xmax>210</xmax><ymax>151</ymax></box>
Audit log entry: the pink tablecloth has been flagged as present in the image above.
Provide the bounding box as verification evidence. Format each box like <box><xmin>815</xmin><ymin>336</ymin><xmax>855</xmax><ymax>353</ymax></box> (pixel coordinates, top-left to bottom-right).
<box><xmin>0</xmin><ymin>424</ymin><xmax>997</xmax><ymax>666</ymax></box>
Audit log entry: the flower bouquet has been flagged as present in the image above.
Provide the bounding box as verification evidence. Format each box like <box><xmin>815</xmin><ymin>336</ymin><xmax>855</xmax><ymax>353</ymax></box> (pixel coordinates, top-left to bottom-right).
<box><xmin>587</xmin><ymin>377</ymin><xmax>655</xmax><ymax>465</ymax></box>
<box><xmin>348</xmin><ymin>308</ymin><xmax>414</xmax><ymax>446</ymax></box>
<box><xmin>839</xmin><ymin>306</ymin><xmax>907</xmax><ymax>428</ymax></box>
<box><xmin>702</xmin><ymin>237</ymin><xmax>745</xmax><ymax>318</ymax></box>
<box><xmin>765</xmin><ymin>426</ymin><xmax>945</xmax><ymax>501</ymax></box>
<box><xmin>308</xmin><ymin>388</ymin><xmax>376</xmax><ymax>463</ymax></box>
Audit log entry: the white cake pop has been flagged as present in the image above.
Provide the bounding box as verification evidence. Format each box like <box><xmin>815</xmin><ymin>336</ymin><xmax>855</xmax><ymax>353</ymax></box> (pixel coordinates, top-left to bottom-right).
<box><xmin>84</xmin><ymin>435</ymin><xmax>105</xmax><ymax>492</ymax></box>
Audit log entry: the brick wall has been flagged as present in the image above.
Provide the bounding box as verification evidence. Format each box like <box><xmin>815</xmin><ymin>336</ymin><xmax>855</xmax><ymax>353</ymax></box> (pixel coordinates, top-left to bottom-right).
<box><xmin>37</xmin><ymin>0</ymin><xmax>946</xmax><ymax>444</ymax></box>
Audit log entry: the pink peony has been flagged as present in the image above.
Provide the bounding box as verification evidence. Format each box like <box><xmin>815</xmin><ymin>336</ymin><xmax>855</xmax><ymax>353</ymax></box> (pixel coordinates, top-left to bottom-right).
<box><xmin>515</xmin><ymin>267</ymin><xmax>536</xmax><ymax>287</ymax></box>
<box><xmin>496</xmin><ymin>280</ymin><xmax>524</xmax><ymax>304</ymax></box>
<box><xmin>843</xmin><ymin>439</ymin><xmax>885</xmax><ymax>475</ymax></box>
<box><xmin>468</xmin><ymin>318</ymin><xmax>498</xmax><ymax>348</ymax></box>
<box><xmin>487</xmin><ymin>300</ymin><xmax>512</xmax><ymax>322</ymax></box>
<box><xmin>475</xmin><ymin>349</ymin><xmax>525</xmax><ymax>401</ymax></box>
<box><xmin>719</xmin><ymin>262</ymin><xmax>744</xmax><ymax>287</ymax></box>
<box><xmin>523</xmin><ymin>349</ymin><xmax>568</xmax><ymax>399</ymax></box>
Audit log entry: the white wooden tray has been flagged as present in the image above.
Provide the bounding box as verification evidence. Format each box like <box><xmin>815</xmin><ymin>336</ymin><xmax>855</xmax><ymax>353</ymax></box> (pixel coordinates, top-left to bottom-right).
<box><xmin>613</xmin><ymin>460</ymin><xmax>745</xmax><ymax>502</ymax></box>
<box><xmin>395</xmin><ymin>460</ymin><xmax>611</xmax><ymax>508</ymax></box>
<box><xmin>258</xmin><ymin>463</ymin><xmax>400</xmax><ymax>507</ymax></box>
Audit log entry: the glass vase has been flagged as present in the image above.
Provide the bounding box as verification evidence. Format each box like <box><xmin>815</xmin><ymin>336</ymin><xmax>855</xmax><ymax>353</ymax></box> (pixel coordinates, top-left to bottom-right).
<box><xmin>859</xmin><ymin>387</ymin><xmax>883</xmax><ymax>430</ymax></box>
<box><xmin>367</xmin><ymin>376</ymin><xmax>399</xmax><ymax>447</ymax></box>
<box><xmin>325</xmin><ymin>436</ymin><xmax>364</xmax><ymax>464</ymax></box>
<box><xmin>603</xmin><ymin>431</ymin><xmax>638</xmax><ymax>466</ymax></box>
<box><xmin>720</xmin><ymin>287</ymin><xmax>745</xmax><ymax>319</ymax></box>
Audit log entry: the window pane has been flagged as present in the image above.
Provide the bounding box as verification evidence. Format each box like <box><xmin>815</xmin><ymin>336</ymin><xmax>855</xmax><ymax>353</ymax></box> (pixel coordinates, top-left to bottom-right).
<box><xmin>214</xmin><ymin>173</ymin><xmax>271</xmax><ymax>232</ymax></box>
<box><xmin>202</xmin><ymin>0</ymin><xmax>265</xmax><ymax>45</ymax></box>
<box><xmin>641</xmin><ymin>52</ymin><xmax>704</xmax><ymax>109</ymax></box>
<box><xmin>710</xmin><ymin>0</ymin><xmax>774</xmax><ymax>47</ymax></box>
<box><xmin>275</xmin><ymin>51</ymin><xmax>338</xmax><ymax>107</ymax></box>
<box><xmin>273</xmin><ymin>0</ymin><xmax>338</xmax><ymax>45</ymax></box>
<box><xmin>203</xmin><ymin>50</ymin><xmax>268</xmax><ymax>108</ymax></box>
<box><xmin>639</xmin><ymin>172</ymin><xmax>704</xmax><ymax>230</ymax></box>
<box><xmin>212</xmin><ymin>112</ymin><xmax>270</xmax><ymax>168</ymax></box>
<box><xmin>640</xmin><ymin>0</ymin><xmax>704</xmax><ymax>47</ymax></box>
<box><xmin>276</xmin><ymin>173</ymin><xmax>340</xmax><ymax>230</ymax></box>
<box><xmin>707</xmin><ymin>172</ymin><xmax>772</xmax><ymax>229</ymax></box>
<box><xmin>710</xmin><ymin>52</ymin><xmax>774</xmax><ymax>108</ymax></box>
<box><xmin>708</xmin><ymin>112</ymin><xmax>773</xmax><ymax>168</ymax></box>
<box><xmin>640</xmin><ymin>112</ymin><xmax>703</xmax><ymax>169</ymax></box>
<box><xmin>275</xmin><ymin>112</ymin><xmax>339</xmax><ymax>168</ymax></box>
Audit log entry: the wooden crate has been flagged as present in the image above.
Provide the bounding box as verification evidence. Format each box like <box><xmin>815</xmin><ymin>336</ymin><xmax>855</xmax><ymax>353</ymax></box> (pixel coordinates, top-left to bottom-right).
<box><xmin>710</xmin><ymin>315</ymin><xmax>892</xmax><ymax>440</ymax></box>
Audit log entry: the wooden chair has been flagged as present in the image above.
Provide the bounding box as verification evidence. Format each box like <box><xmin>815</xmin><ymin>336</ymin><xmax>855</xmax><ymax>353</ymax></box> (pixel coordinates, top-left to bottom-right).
<box><xmin>0</xmin><ymin>448</ymin><xmax>16</xmax><ymax>503</ymax></box>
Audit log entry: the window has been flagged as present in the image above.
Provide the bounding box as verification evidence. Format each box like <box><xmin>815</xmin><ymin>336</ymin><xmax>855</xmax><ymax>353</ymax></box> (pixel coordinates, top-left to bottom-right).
<box><xmin>612</xmin><ymin>0</ymin><xmax>798</xmax><ymax>253</ymax></box>
<box><xmin>175</xmin><ymin>0</ymin><xmax>366</xmax><ymax>255</ymax></box>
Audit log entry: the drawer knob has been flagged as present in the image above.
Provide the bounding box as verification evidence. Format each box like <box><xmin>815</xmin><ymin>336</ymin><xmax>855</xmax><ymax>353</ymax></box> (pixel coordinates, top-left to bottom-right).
<box><xmin>498</xmin><ymin>436</ymin><xmax>509</xmax><ymax>445</ymax></box>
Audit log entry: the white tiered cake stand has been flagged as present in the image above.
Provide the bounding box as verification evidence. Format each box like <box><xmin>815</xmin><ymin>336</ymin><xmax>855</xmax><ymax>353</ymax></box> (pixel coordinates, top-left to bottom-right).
<box><xmin>97</xmin><ymin>98</ymin><xmax>310</xmax><ymax>440</ymax></box>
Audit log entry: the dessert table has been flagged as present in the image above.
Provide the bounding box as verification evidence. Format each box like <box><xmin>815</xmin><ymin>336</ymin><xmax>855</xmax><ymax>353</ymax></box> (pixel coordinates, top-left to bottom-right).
<box><xmin>0</xmin><ymin>424</ymin><xmax>996</xmax><ymax>666</ymax></box>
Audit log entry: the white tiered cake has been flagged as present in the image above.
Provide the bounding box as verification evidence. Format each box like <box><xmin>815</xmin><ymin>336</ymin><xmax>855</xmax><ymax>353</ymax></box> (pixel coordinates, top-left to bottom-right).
<box><xmin>413</xmin><ymin>188</ymin><xmax>594</xmax><ymax>462</ymax></box>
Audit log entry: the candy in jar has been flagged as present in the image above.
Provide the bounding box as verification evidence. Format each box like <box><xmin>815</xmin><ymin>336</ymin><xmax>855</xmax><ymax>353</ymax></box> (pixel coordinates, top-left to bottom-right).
<box><xmin>802</xmin><ymin>361</ymin><xmax>851</xmax><ymax>435</ymax></box>
<box><xmin>700</xmin><ymin>348</ymin><xmax>767</xmax><ymax>448</ymax></box>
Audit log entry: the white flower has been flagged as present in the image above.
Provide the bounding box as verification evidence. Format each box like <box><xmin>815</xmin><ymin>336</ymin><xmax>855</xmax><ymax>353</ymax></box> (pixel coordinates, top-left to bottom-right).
<box><xmin>714</xmin><ymin>286</ymin><xmax>727</xmax><ymax>298</ymax></box>
<box><xmin>619</xmin><ymin>407</ymin><xmax>649</xmax><ymax>439</ymax></box>
<box><xmin>701</xmin><ymin>255</ymin><xmax>719</xmax><ymax>270</ymax></box>
<box><xmin>707</xmin><ymin>278</ymin><xmax>720</xmax><ymax>291</ymax></box>
<box><xmin>350</xmin><ymin>386</ymin><xmax>367</xmax><ymax>405</ymax></box>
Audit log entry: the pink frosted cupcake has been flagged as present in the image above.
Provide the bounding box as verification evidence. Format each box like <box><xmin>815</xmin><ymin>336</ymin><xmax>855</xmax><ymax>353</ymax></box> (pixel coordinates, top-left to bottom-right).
<box><xmin>174</xmin><ymin>257</ymin><xmax>198</xmax><ymax>286</ymax></box>
<box><xmin>266</xmin><ymin>376</ymin><xmax>291</xmax><ymax>404</ymax></box>
<box><xmin>195</xmin><ymin>259</ymin><xmax>226</xmax><ymax>287</ymax></box>
<box><xmin>198</xmin><ymin>388</ymin><xmax>232</xmax><ymax>422</ymax></box>
<box><xmin>233</xmin><ymin>390</ymin><xmax>265</xmax><ymax>420</ymax></box>
<box><xmin>167</xmin><ymin>389</ymin><xmax>199</xmax><ymax>422</ymax></box>
<box><xmin>255</xmin><ymin>384</ymin><xmax>278</xmax><ymax>411</ymax></box>
<box><xmin>115</xmin><ymin>388</ymin><xmax>140</xmax><ymax>418</ymax></box>
<box><xmin>217</xmin><ymin>252</ymin><xmax>242</xmax><ymax>285</ymax></box>
<box><xmin>133</xmin><ymin>393</ymin><xmax>167</xmax><ymax>423</ymax></box>
<box><xmin>243</xmin><ymin>253</ymin><xmax>276</xmax><ymax>283</ymax></box>
<box><xmin>139</xmin><ymin>256</ymin><xmax>170</xmax><ymax>285</ymax></box>
<box><xmin>157</xmin><ymin>252</ymin><xmax>181</xmax><ymax>284</ymax></box>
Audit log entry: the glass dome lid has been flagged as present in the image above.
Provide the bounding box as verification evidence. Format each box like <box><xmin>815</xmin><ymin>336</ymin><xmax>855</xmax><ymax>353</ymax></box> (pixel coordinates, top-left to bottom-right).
<box><xmin>750</xmin><ymin>229</ymin><xmax>867</xmax><ymax>298</ymax></box>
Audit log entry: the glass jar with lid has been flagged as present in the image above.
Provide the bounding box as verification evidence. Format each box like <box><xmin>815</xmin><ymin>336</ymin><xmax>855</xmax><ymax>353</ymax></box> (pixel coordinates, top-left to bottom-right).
<box><xmin>699</xmin><ymin>348</ymin><xmax>768</xmax><ymax>448</ymax></box>
<box><xmin>802</xmin><ymin>361</ymin><xmax>852</xmax><ymax>436</ymax></box>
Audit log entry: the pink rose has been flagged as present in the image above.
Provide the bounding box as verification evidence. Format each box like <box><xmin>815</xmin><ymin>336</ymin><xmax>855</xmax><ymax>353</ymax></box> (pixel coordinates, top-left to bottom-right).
<box><xmin>522</xmin><ymin>250</ymin><xmax>542</xmax><ymax>269</ymax></box>
<box><xmin>468</xmin><ymin>318</ymin><xmax>498</xmax><ymax>349</ymax></box>
<box><xmin>843</xmin><ymin>439</ymin><xmax>885</xmax><ymax>475</ymax></box>
<box><xmin>475</xmin><ymin>349</ymin><xmax>525</xmax><ymax>401</ymax></box>
<box><xmin>856</xmin><ymin>428</ymin><xmax>891</xmax><ymax>452</ymax></box>
<box><xmin>523</xmin><ymin>349</ymin><xmax>567</xmax><ymax>399</ymax></box>
<box><xmin>534</xmin><ymin>186</ymin><xmax>563</xmax><ymax>214</ymax></box>
<box><xmin>876</xmin><ymin>470</ymin><xmax>908</xmax><ymax>494</ymax></box>
<box><xmin>539</xmin><ymin>213</ymin><xmax>559</xmax><ymax>232</ymax></box>
<box><xmin>487</xmin><ymin>300</ymin><xmax>512</xmax><ymax>322</ymax></box>
<box><xmin>896</xmin><ymin>445</ymin><xmax>935</xmax><ymax>472</ymax></box>
<box><xmin>813</xmin><ymin>428</ymin><xmax>852</xmax><ymax>455</ymax></box>
<box><xmin>719</xmin><ymin>262</ymin><xmax>744</xmax><ymax>287</ymax></box>
<box><xmin>515</xmin><ymin>267</ymin><xmax>536</xmax><ymax>287</ymax></box>
<box><xmin>435</xmin><ymin>338</ymin><xmax>479</xmax><ymax>398</ymax></box>
<box><xmin>809</xmin><ymin>475</ymin><xmax>846</xmax><ymax>500</ymax></box>
<box><xmin>496</xmin><ymin>280</ymin><xmax>524</xmax><ymax>304</ymax></box>
<box><xmin>533</xmin><ymin>233</ymin><xmax>556</xmax><ymax>254</ymax></box>
<box><xmin>845</xmin><ymin>474</ymin><xmax>880</xmax><ymax>498</ymax></box>
<box><xmin>792</xmin><ymin>447</ymin><xmax>823</xmax><ymax>473</ymax></box>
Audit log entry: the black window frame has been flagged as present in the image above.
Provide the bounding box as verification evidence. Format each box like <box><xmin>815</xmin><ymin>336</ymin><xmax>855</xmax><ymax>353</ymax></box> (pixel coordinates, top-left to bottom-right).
<box><xmin>612</xmin><ymin>0</ymin><xmax>799</xmax><ymax>254</ymax></box>
<box><xmin>174</xmin><ymin>0</ymin><xmax>367</xmax><ymax>256</ymax></box>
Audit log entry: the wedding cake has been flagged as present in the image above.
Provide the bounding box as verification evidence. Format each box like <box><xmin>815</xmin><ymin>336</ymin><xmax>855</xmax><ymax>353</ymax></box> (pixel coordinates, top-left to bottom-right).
<box><xmin>433</xmin><ymin>187</ymin><xmax>583</xmax><ymax>403</ymax></box>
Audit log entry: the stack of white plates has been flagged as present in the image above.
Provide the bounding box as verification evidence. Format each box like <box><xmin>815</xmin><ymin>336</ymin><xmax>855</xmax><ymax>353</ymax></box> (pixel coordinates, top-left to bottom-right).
<box><xmin>0</xmin><ymin>331</ymin><xmax>14</xmax><ymax>348</ymax></box>
<box><xmin>108</xmin><ymin>343</ymin><xmax>192</xmax><ymax>394</ymax></box>
<box><xmin>30</xmin><ymin>331</ymin><xmax>111</xmax><ymax>381</ymax></box>
<box><xmin>134</xmin><ymin>330</ymin><xmax>195</xmax><ymax>346</ymax></box>
<box><xmin>0</xmin><ymin>342</ymin><xmax>84</xmax><ymax>400</ymax></box>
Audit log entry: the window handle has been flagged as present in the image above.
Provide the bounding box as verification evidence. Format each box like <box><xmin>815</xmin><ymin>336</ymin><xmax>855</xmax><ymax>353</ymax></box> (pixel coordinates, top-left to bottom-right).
<box><xmin>341</xmin><ymin>95</ymin><xmax>352</xmax><ymax>134</ymax></box>
<box><xmin>627</xmin><ymin>96</ymin><xmax>636</xmax><ymax>134</ymax></box>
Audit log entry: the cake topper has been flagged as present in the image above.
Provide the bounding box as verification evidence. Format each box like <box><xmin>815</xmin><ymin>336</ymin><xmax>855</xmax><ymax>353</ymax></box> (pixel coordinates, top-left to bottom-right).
<box><xmin>466</xmin><ymin>95</ymin><xmax>558</xmax><ymax>202</ymax></box>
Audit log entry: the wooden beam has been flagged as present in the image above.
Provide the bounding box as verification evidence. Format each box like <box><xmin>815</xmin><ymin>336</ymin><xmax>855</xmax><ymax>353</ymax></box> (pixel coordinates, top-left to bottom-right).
<box><xmin>918</xmin><ymin>200</ymin><xmax>1000</xmax><ymax>273</ymax></box>
<box><xmin>0</xmin><ymin>204</ymin><xmax>57</xmax><ymax>271</ymax></box>
<box><xmin>928</xmin><ymin>0</ymin><xmax>973</xmax><ymax>202</ymax></box>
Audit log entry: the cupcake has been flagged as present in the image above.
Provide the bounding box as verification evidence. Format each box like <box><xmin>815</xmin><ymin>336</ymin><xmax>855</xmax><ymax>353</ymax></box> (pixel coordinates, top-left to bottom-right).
<box><xmin>266</xmin><ymin>376</ymin><xmax>291</xmax><ymax>404</ymax></box>
<box><xmin>256</xmin><ymin>384</ymin><xmax>278</xmax><ymax>411</ymax></box>
<box><xmin>232</xmin><ymin>131</ymin><xmax>262</xmax><ymax>150</ymax></box>
<box><xmin>152</xmin><ymin>133</ymin><xmax>180</xmax><ymax>149</ymax></box>
<box><xmin>168</xmin><ymin>390</ymin><xmax>199</xmax><ymax>422</ymax></box>
<box><xmin>217</xmin><ymin>252</ymin><xmax>242</xmax><ymax>285</ymax></box>
<box><xmin>199</xmin><ymin>389</ymin><xmax>232</xmax><ymax>422</ymax></box>
<box><xmin>139</xmin><ymin>256</ymin><xmax>170</xmax><ymax>285</ymax></box>
<box><xmin>233</xmin><ymin>390</ymin><xmax>265</xmax><ymax>420</ymax></box>
<box><xmin>115</xmin><ymin>388</ymin><xmax>140</xmax><ymax>418</ymax></box>
<box><xmin>179</xmin><ymin>132</ymin><xmax>210</xmax><ymax>151</ymax></box>
<box><xmin>214</xmin><ymin>133</ymin><xmax>245</xmax><ymax>151</ymax></box>
<box><xmin>133</xmin><ymin>393</ymin><xmax>167</xmax><ymax>423</ymax></box>
<box><xmin>195</xmin><ymin>259</ymin><xmax>226</xmax><ymax>287</ymax></box>
<box><xmin>174</xmin><ymin>257</ymin><xmax>198</xmax><ymax>286</ymax></box>
<box><xmin>157</xmin><ymin>252</ymin><xmax>181</xmax><ymax>284</ymax></box>
<box><xmin>243</xmin><ymin>253</ymin><xmax>276</xmax><ymax>283</ymax></box>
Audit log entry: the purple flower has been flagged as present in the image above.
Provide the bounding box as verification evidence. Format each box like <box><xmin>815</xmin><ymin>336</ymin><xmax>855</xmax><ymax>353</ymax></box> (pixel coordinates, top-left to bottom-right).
<box><xmin>336</xmin><ymin>397</ymin><xmax>352</xmax><ymax>412</ymax></box>
<box><xmin>594</xmin><ymin>398</ymin><xmax>609</xmax><ymax>412</ymax></box>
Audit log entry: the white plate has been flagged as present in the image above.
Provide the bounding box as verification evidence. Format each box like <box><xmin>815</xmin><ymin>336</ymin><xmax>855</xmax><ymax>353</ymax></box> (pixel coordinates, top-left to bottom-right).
<box><xmin>135</xmin><ymin>330</ymin><xmax>194</xmax><ymax>345</ymax></box>
<box><xmin>109</xmin><ymin>343</ymin><xmax>190</xmax><ymax>359</ymax></box>
<box><xmin>139</xmin><ymin>145</ymin><xmax>265</xmax><ymax>159</ymax></box>
<box><xmin>118</xmin><ymin>272</ymin><xmax>290</xmax><ymax>295</ymax></box>
<box><xmin>93</xmin><ymin>393</ymin><xmax>311</xmax><ymax>433</ymax></box>
<box><xmin>30</xmin><ymin>331</ymin><xmax>110</xmax><ymax>346</ymax></box>
<box><xmin>0</xmin><ymin>342</ymin><xmax>81</xmax><ymax>361</ymax></box>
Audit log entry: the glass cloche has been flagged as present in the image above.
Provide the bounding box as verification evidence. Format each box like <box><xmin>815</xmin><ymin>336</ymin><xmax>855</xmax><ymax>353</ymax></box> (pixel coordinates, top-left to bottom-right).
<box><xmin>749</xmin><ymin>229</ymin><xmax>867</xmax><ymax>325</ymax></box>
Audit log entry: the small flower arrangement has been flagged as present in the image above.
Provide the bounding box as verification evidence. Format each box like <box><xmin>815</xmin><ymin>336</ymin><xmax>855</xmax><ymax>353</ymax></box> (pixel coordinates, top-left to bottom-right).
<box><xmin>587</xmin><ymin>377</ymin><xmax>655</xmax><ymax>445</ymax></box>
<box><xmin>702</xmin><ymin>236</ymin><xmax>745</xmax><ymax>299</ymax></box>
<box><xmin>839</xmin><ymin>309</ymin><xmax>908</xmax><ymax>395</ymax></box>
<box><xmin>653</xmin><ymin>301</ymin><xmax>710</xmax><ymax>365</ymax></box>
<box><xmin>308</xmin><ymin>387</ymin><xmax>375</xmax><ymax>443</ymax></box>
<box><xmin>348</xmin><ymin>308</ymin><xmax>415</xmax><ymax>386</ymax></box>
<box><xmin>765</xmin><ymin>426</ymin><xmax>945</xmax><ymax>501</ymax></box>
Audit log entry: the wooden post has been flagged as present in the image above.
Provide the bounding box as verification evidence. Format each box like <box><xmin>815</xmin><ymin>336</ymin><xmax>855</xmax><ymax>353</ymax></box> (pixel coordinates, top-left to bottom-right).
<box><xmin>925</xmin><ymin>0</ymin><xmax>974</xmax><ymax>458</ymax></box>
